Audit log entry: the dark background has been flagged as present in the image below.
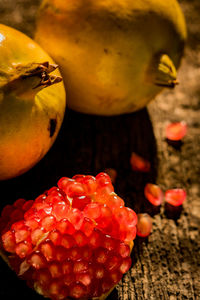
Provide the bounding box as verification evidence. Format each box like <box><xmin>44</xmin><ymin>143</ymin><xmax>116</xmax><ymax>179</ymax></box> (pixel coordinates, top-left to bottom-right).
<box><xmin>0</xmin><ymin>0</ymin><xmax>200</xmax><ymax>299</ymax></box>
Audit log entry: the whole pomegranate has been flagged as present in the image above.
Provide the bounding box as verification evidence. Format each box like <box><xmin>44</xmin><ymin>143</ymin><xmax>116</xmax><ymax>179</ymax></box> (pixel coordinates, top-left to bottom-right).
<box><xmin>0</xmin><ymin>24</ymin><xmax>66</xmax><ymax>180</ymax></box>
<box><xmin>35</xmin><ymin>0</ymin><xmax>186</xmax><ymax>115</ymax></box>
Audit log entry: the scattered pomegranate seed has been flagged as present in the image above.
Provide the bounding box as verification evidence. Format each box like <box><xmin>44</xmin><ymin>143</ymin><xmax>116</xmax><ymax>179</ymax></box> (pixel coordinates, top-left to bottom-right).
<box><xmin>144</xmin><ymin>183</ymin><xmax>163</xmax><ymax>206</ymax></box>
<box><xmin>166</xmin><ymin>121</ymin><xmax>187</xmax><ymax>141</ymax></box>
<box><xmin>165</xmin><ymin>188</ymin><xmax>186</xmax><ymax>206</ymax></box>
<box><xmin>136</xmin><ymin>213</ymin><xmax>152</xmax><ymax>238</ymax></box>
<box><xmin>0</xmin><ymin>172</ymin><xmax>135</xmax><ymax>300</ymax></box>
<box><xmin>130</xmin><ymin>152</ymin><xmax>151</xmax><ymax>172</ymax></box>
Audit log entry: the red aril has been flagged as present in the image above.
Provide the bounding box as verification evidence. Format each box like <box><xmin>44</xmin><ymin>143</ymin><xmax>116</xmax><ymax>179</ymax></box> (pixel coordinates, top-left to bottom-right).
<box><xmin>166</xmin><ymin>121</ymin><xmax>187</xmax><ymax>141</ymax></box>
<box><xmin>165</xmin><ymin>188</ymin><xmax>186</xmax><ymax>206</ymax></box>
<box><xmin>144</xmin><ymin>183</ymin><xmax>163</xmax><ymax>206</ymax></box>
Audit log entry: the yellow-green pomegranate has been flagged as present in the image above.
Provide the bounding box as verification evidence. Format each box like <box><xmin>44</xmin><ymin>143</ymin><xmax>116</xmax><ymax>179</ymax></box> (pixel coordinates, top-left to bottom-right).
<box><xmin>35</xmin><ymin>0</ymin><xmax>187</xmax><ymax>116</ymax></box>
<box><xmin>0</xmin><ymin>24</ymin><xmax>66</xmax><ymax>180</ymax></box>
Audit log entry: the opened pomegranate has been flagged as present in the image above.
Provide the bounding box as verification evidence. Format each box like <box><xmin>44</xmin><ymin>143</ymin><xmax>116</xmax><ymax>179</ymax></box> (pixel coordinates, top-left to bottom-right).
<box><xmin>0</xmin><ymin>173</ymin><xmax>136</xmax><ymax>299</ymax></box>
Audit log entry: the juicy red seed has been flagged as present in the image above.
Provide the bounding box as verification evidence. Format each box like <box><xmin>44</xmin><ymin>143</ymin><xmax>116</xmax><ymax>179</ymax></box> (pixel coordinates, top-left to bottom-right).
<box><xmin>109</xmin><ymin>270</ymin><xmax>123</xmax><ymax>284</ymax></box>
<box><xmin>56</xmin><ymin>219</ymin><xmax>75</xmax><ymax>235</ymax></box>
<box><xmin>94</xmin><ymin>263</ymin><xmax>105</xmax><ymax>279</ymax></box>
<box><xmin>62</xmin><ymin>260</ymin><xmax>73</xmax><ymax>274</ymax></box>
<box><xmin>130</xmin><ymin>152</ymin><xmax>151</xmax><ymax>172</ymax></box>
<box><xmin>88</xmin><ymin>229</ymin><xmax>101</xmax><ymax>248</ymax></box>
<box><xmin>93</xmin><ymin>247</ymin><xmax>109</xmax><ymax>264</ymax></box>
<box><xmin>35</xmin><ymin>269</ymin><xmax>51</xmax><ymax>287</ymax></box>
<box><xmin>49</xmin><ymin>279</ymin><xmax>63</xmax><ymax>296</ymax></box>
<box><xmin>28</xmin><ymin>252</ymin><xmax>46</xmax><ymax>269</ymax></box>
<box><xmin>80</xmin><ymin>217</ymin><xmax>95</xmax><ymax>237</ymax></box>
<box><xmin>25</xmin><ymin>218</ymin><xmax>39</xmax><ymax>231</ymax></box>
<box><xmin>101</xmin><ymin>279</ymin><xmax>113</xmax><ymax>293</ymax></box>
<box><xmin>24</xmin><ymin>208</ymin><xmax>39</xmax><ymax>221</ymax></box>
<box><xmin>72</xmin><ymin>174</ymin><xmax>86</xmax><ymax>181</ymax></box>
<box><xmin>136</xmin><ymin>213</ymin><xmax>152</xmax><ymax>238</ymax></box>
<box><xmin>96</xmin><ymin>204</ymin><xmax>112</xmax><ymax>228</ymax></box>
<box><xmin>22</xmin><ymin>200</ymin><xmax>34</xmax><ymax>211</ymax></box>
<box><xmin>69</xmin><ymin>282</ymin><xmax>86</xmax><ymax>299</ymax></box>
<box><xmin>76</xmin><ymin>272</ymin><xmax>92</xmax><ymax>286</ymax></box>
<box><xmin>14</xmin><ymin>227</ymin><xmax>30</xmax><ymax>244</ymax></box>
<box><xmin>63</xmin><ymin>181</ymin><xmax>86</xmax><ymax>197</ymax></box>
<box><xmin>31</xmin><ymin>228</ymin><xmax>46</xmax><ymax>245</ymax></box>
<box><xmin>39</xmin><ymin>240</ymin><xmax>55</xmax><ymax>261</ymax></box>
<box><xmin>1</xmin><ymin>205</ymin><xmax>15</xmax><ymax>218</ymax></box>
<box><xmin>96</xmin><ymin>172</ymin><xmax>112</xmax><ymax>186</ymax></box>
<box><xmin>55</xmin><ymin>246</ymin><xmax>69</xmax><ymax>262</ymax></box>
<box><xmin>40</xmin><ymin>215</ymin><xmax>56</xmax><ymax>231</ymax></box>
<box><xmin>57</xmin><ymin>177</ymin><xmax>75</xmax><ymax>190</ymax></box>
<box><xmin>119</xmin><ymin>256</ymin><xmax>132</xmax><ymax>274</ymax></box>
<box><xmin>61</xmin><ymin>234</ymin><xmax>76</xmax><ymax>249</ymax></box>
<box><xmin>165</xmin><ymin>188</ymin><xmax>186</xmax><ymax>206</ymax></box>
<box><xmin>103</xmin><ymin>234</ymin><xmax>117</xmax><ymax>251</ymax></box>
<box><xmin>81</xmin><ymin>175</ymin><xmax>97</xmax><ymax>194</ymax></box>
<box><xmin>166</xmin><ymin>121</ymin><xmax>187</xmax><ymax>141</ymax></box>
<box><xmin>107</xmin><ymin>194</ymin><xmax>125</xmax><ymax>209</ymax></box>
<box><xmin>73</xmin><ymin>259</ymin><xmax>89</xmax><ymax>273</ymax></box>
<box><xmin>46</xmin><ymin>187</ymin><xmax>66</xmax><ymax>203</ymax></box>
<box><xmin>2</xmin><ymin>230</ymin><xmax>16</xmax><ymax>253</ymax></box>
<box><xmin>15</xmin><ymin>241</ymin><xmax>32</xmax><ymax>258</ymax></box>
<box><xmin>48</xmin><ymin>230</ymin><xmax>62</xmax><ymax>246</ymax></box>
<box><xmin>64</xmin><ymin>273</ymin><xmax>75</xmax><ymax>286</ymax></box>
<box><xmin>118</xmin><ymin>243</ymin><xmax>131</xmax><ymax>258</ymax></box>
<box><xmin>13</xmin><ymin>198</ymin><xmax>26</xmax><ymax>208</ymax></box>
<box><xmin>81</xmin><ymin>246</ymin><xmax>93</xmax><ymax>261</ymax></box>
<box><xmin>10</xmin><ymin>208</ymin><xmax>24</xmax><ymax>222</ymax></box>
<box><xmin>74</xmin><ymin>230</ymin><xmax>87</xmax><ymax>247</ymax></box>
<box><xmin>124</xmin><ymin>225</ymin><xmax>137</xmax><ymax>241</ymax></box>
<box><xmin>52</xmin><ymin>201</ymin><xmax>70</xmax><ymax>221</ymax></box>
<box><xmin>114</xmin><ymin>206</ymin><xmax>137</xmax><ymax>227</ymax></box>
<box><xmin>144</xmin><ymin>183</ymin><xmax>163</xmax><ymax>206</ymax></box>
<box><xmin>49</xmin><ymin>262</ymin><xmax>63</xmax><ymax>278</ymax></box>
<box><xmin>84</xmin><ymin>203</ymin><xmax>101</xmax><ymax>220</ymax></box>
<box><xmin>72</xmin><ymin>195</ymin><xmax>91</xmax><ymax>210</ymax></box>
<box><xmin>106</xmin><ymin>253</ymin><xmax>121</xmax><ymax>271</ymax></box>
<box><xmin>66</xmin><ymin>246</ymin><xmax>81</xmax><ymax>261</ymax></box>
<box><xmin>68</xmin><ymin>208</ymin><xmax>84</xmax><ymax>230</ymax></box>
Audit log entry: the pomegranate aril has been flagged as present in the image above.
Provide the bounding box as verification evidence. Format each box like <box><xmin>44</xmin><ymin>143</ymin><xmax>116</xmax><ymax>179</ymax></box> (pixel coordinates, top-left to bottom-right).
<box><xmin>63</xmin><ymin>181</ymin><xmax>86</xmax><ymax>198</ymax></box>
<box><xmin>2</xmin><ymin>230</ymin><xmax>16</xmax><ymax>253</ymax></box>
<box><xmin>49</xmin><ymin>279</ymin><xmax>63</xmax><ymax>297</ymax></box>
<box><xmin>84</xmin><ymin>202</ymin><xmax>101</xmax><ymax>220</ymax></box>
<box><xmin>10</xmin><ymin>208</ymin><xmax>24</xmax><ymax>222</ymax></box>
<box><xmin>14</xmin><ymin>227</ymin><xmax>30</xmax><ymax>244</ymax></box>
<box><xmin>88</xmin><ymin>229</ymin><xmax>101</xmax><ymax>248</ymax></box>
<box><xmin>96</xmin><ymin>204</ymin><xmax>112</xmax><ymax>229</ymax></box>
<box><xmin>130</xmin><ymin>152</ymin><xmax>151</xmax><ymax>172</ymax></box>
<box><xmin>48</xmin><ymin>230</ymin><xmax>62</xmax><ymax>246</ymax></box>
<box><xmin>73</xmin><ymin>259</ymin><xmax>89</xmax><ymax>273</ymax></box>
<box><xmin>165</xmin><ymin>188</ymin><xmax>186</xmax><ymax>206</ymax></box>
<box><xmin>57</xmin><ymin>177</ymin><xmax>74</xmax><ymax>191</ymax></box>
<box><xmin>55</xmin><ymin>246</ymin><xmax>69</xmax><ymax>262</ymax></box>
<box><xmin>40</xmin><ymin>215</ymin><xmax>56</xmax><ymax>231</ymax></box>
<box><xmin>22</xmin><ymin>200</ymin><xmax>34</xmax><ymax>212</ymax></box>
<box><xmin>61</xmin><ymin>234</ymin><xmax>76</xmax><ymax>249</ymax></box>
<box><xmin>103</xmin><ymin>234</ymin><xmax>117</xmax><ymax>251</ymax></box>
<box><xmin>166</xmin><ymin>121</ymin><xmax>187</xmax><ymax>141</ymax></box>
<box><xmin>124</xmin><ymin>225</ymin><xmax>137</xmax><ymax>242</ymax></box>
<box><xmin>39</xmin><ymin>240</ymin><xmax>55</xmax><ymax>261</ymax></box>
<box><xmin>68</xmin><ymin>208</ymin><xmax>84</xmax><ymax>230</ymax></box>
<box><xmin>31</xmin><ymin>228</ymin><xmax>46</xmax><ymax>245</ymax></box>
<box><xmin>69</xmin><ymin>282</ymin><xmax>87</xmax><ymax>299</ymax></box>
<box><xmin>56</xmin><ymin>218</ymin><xmax>75</xmax><ymax>235</ymax></box>
<box><xmin>15</xmin><ymin>241</ymin><xmax>32</xmax><ymax>258</ymax></box>
<box><xmin>107</xmin><ymin>194</ymin><xmax>125</xmax><ymax>209</ymax></box>
<box><xmin>81</xmin><ymin>246</ymin><xmax>93</xmax><ymax>261</ymax></box>
<box><xmin>119</xmin><ymin>256</ymin><xmax>132</xmax><ymax>274</ymax></box>
<box><xmin>64</xmin><ymin>273</ymin><xmax>75</xmax><ymax>286</ymax></box>
<box><xmin>66</xmin><ymin>246</ymin><xmax>81</xmax><ymax>261</ymax></box>
<box><xmin>109</xmin><ymin>270</ymin><xmax>123</xmax><ymax>284</ymax></box>
<box><xmin>106</xmin><ymin>253</ymin><xmax>121</xmax><ymax>271</ymax></box>
<box><xmin>1</xmin><ymin>204</ymin><xmax>15</xmax><ymax>218</ymax></box>
<box><xmin>28</xmin><ymin>252</ymin><xmax>46</xmax><ymax>269</ymax></box>
<box><xmin>46</xmin><ymin>187</ymin><xmax>66</xmax><ymax>204</ymax></box>
<box><xmin>76</xmin><ymin>272</ymin><xmax>92</xmax><ymax>286</ymax></box>
<box><xmin>136</xmin><ymin>213</ymin><xmax>152</xmax><ymax>237</ymax></box>
<box><xmin>81</xmin><ymin>175</ymin><xmax>97</xmax><ymax>194</ymax></box>
<box><xmin>62</xmin><ymin>260</ymin><xmax>73</xmax><ymax>274</ymax></box>
<box><xmin>49</xmin><ymin>262</ymin><xmax>63</xmax><ymax>278</ymax></box>
<box><xmin>93</xmin><ymin>247</ymin><xmax>109</xmax><ymax>264</ymax></box>
<box><xmin>94</xmin><ymin>263</ymin><xmax>105</xmax><ymax>279</ymax></box>
<box><xmin>52</xmin><ymin>201</ymin><xmax>70</xmax><ymax>221</ymax></box>
<box><xmin>80</xmin><ymin>217</ymin><xmax>95</xmax><ymax>237</ymax></box>
<box><xmin>144</xmin><ymin>183</ymin><xmax>163</xmax><ymax>206</ymax></box>
<box><xmin>118</xmin><ymin>242</ymin><xmax>131</xmax><ymax>258</ymax></box>
<box><xmin>14</xmin><ymin>198</ymin><xmax>26</xmax><ymax>208</ymax></box>
<box><xmin>96</xmin><ymin>172</ymin><xmax>112</xmax><ymax>187</ymax></box>
<box><xmin>72</xmin><ymin>195</ymin><xmax>91</xmax><ymax>210</ymax></box>
<box><xmin>74</xmin><ymin>230</ymin><xmax>87</xmax><ymax>247</ymax></box>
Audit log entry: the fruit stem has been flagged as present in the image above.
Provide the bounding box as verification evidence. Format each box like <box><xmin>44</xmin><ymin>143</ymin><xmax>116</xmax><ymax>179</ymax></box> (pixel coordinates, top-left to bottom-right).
<box><xmin>149</xmin><ymin>54</ymin><xmax>178</xmax><ymax>88</ymax></box>
<box><xmin>1</xmin><ymin>61</ymin><xmax>62</xmax><ymax>100</ymax></box>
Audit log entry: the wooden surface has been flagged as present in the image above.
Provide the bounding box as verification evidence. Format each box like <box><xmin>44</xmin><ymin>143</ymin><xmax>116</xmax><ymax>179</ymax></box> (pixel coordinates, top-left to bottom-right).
<box><xmin>0</xmin><ymin>1</ymin><xmax>200</xmax><ymax>299</ymax></box>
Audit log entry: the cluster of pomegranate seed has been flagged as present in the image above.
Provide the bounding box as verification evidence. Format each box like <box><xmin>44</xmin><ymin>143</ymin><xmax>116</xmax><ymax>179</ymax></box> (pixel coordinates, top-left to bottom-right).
<box><xmin>0</xmin><ymin>173</ymin><xmax>136</xmax><ymax>300</ymax></box>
